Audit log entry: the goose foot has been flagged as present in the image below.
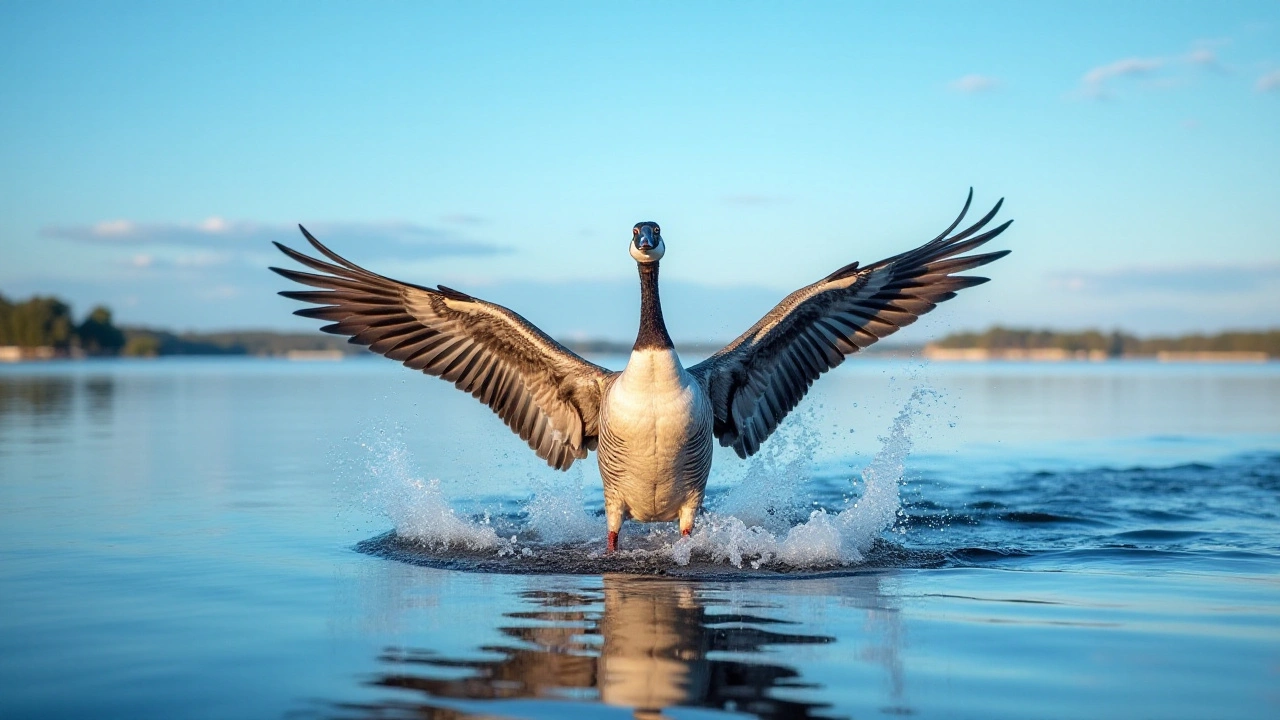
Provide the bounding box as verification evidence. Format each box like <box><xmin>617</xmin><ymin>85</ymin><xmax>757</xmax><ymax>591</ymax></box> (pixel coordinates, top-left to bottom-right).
<box><xmin>681</xmin><ymin>528</ymin><xmax>691</xmax><ymax>537</ymax></box>
<box><xmin>607</xmin><ymin>531</ymin><xmax>618</xmax><ymax>553</ymax></box>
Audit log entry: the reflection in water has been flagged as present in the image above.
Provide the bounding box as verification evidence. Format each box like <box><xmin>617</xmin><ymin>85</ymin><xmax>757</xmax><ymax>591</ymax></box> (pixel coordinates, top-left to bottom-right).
<box><xmin>336</xmin><ymin>576</ymin><xmax>844</xmax><ymax>719</ymax></box>
<box><xmin>83</xmin><ymin>375</ymin><xmax>115</xmax><ymax>421</ymax></box>
<box><xmin>0</xmin><ymin>374</ymin><xmax>116</xmax><ymax>427</ymax></box>
<box><xmin>0</xmin><ymin>375</ymin><xmax>76</xmax><ymax>423</ymax></box>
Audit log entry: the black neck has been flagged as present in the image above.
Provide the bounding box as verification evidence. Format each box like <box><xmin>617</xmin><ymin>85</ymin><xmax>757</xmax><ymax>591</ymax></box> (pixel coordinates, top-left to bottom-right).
<box><xmin>633</xmin><ymin>262</ymin><xmax>673</xmax><ymax>351</ymax></box>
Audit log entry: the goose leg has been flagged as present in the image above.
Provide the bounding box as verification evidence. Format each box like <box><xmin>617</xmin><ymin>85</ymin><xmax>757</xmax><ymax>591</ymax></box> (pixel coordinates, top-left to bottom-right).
<box><xmin>605</xmin><ymin>501</ymin><xmax>625</xmax><ymax>553</ymax></box>
<box><xmin>679</xmin><ymin>504</ymin><xmax>697</xmax><ymax>537</ymax></box>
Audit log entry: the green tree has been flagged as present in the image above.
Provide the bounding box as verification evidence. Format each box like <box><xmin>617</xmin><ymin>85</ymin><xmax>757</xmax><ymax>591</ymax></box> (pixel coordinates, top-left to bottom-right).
<box><xmin>77</xmin><ymin>305</ymin><xmax>125</xmax><ymax>356</ymax></box>
<box><xmin>0</xmin><ymin>295</ymin><xmax>74</xmax><ymax>349</ymax></box>
<box><xmin>122</xmin><ymin>333</ymin><xmax>161</xmax><ymax>357</ymax></box>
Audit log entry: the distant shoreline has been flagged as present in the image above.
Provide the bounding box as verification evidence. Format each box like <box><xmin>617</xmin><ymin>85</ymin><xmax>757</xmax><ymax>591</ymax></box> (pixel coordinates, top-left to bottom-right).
<box><xmin>924</xmin><ymin>326</ymin><xmax>1279</xmax><ymax>362</ymax></box>
<box><xmin>3</xmin><ymin>336</ymin><xmax>1275</xmax><ymax>364</ymax></box>
<box><xmin>3</xmin><ymin>289</ymin><xmax>1276</xmax><ymax>363</ymax></box>
<box><xmin>0</xmin><ymin>333</ymin><xmax>923</xmax><ymax>362</ymax></box>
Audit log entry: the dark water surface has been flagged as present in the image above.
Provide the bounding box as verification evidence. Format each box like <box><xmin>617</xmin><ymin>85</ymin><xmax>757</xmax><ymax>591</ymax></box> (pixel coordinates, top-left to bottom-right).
<box><xmin>1</xmin><ymin>358</ymin><xmax>1278</xmax><ymax>719</ymax></box>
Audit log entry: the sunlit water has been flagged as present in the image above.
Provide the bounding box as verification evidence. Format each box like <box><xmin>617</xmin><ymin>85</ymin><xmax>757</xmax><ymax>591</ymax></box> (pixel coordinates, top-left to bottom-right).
<box><xmin>1</xmin><ymin>357</ymin><xmax>1278</xmax><ymax>719</ymax></box>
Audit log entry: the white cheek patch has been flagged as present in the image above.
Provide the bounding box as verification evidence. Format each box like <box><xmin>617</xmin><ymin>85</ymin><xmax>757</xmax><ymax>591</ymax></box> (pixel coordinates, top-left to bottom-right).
<box><xmin>630</xmin><ymin>238</ymin><xmax>666</xmax><ymax>263</ymax></box>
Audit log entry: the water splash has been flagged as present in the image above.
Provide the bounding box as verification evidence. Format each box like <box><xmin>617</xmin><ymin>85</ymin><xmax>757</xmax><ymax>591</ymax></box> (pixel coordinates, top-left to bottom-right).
<box><xmin>522</xmin><ymin>467</ymin><xmax>601</xmax><ymax>545</ymax></box>
<box><xmin>673</xmin><ymin>387</ymin><xmax>931</xmax><ymax>568</ymax></box>
<box><xmin>356</xmin><ymin>426</ymin><xmax>507</xmax><ymax>553</ymax></box>
<box><xmin>712</xmin><ymin>406</ymin><xmax>819</xmax><ymax>534</ymax></box>
<box><xmin>353</xmin><ymin>388</ymin><xmax>936</xmax><ymax>572</ymax></box>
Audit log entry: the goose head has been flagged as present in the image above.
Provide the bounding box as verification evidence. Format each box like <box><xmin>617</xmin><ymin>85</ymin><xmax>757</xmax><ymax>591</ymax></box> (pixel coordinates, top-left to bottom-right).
<box><xmin>630</xmin><ymin>222</ymin><xmax>665</xmax><ymax>264</ymax></box>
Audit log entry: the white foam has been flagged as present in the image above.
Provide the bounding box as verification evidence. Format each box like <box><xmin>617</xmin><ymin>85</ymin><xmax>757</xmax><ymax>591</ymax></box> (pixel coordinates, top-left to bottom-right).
<box><xmin>351</xmin><ymin>388</ymin><xmax>935</xmax><ymax>570</ymax></box>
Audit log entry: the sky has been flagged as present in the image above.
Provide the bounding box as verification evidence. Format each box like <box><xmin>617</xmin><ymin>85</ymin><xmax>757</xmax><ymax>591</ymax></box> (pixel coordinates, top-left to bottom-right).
<box><xmin>1</xmin><ymin>1</ymin><xmax>1278</xmax><ymax>343</ymax></box>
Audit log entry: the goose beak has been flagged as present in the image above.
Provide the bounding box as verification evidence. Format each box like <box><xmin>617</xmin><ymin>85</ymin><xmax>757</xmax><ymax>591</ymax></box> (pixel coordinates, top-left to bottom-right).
<box><xmin>635</xmin><ymin>226</ymin><xmax>656</xmax><ymax>251</ymax></box>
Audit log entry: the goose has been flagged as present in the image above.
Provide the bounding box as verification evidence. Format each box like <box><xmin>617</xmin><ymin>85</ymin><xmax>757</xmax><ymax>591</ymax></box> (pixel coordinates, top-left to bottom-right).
<box><xmin>271</xmin><ymin>190</ymin><xmax>1011</xmax><ymax>552</ymax></box>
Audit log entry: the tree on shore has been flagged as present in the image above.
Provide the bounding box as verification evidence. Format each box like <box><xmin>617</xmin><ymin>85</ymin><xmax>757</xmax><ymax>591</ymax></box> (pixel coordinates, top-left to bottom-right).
<box><xmin>0</xmin><ymin>293</ymin><xmax>76</xmax><ymax>350</ymax></box>
<box><xmin>933</xmin><ymin>325</ymin><xmax>1280</xmax><ymax>357</ymax></box>
<box><xmin>77</xmin><ymin>306</ymin><xmax>126</xmax><ymax>356</ymax></box>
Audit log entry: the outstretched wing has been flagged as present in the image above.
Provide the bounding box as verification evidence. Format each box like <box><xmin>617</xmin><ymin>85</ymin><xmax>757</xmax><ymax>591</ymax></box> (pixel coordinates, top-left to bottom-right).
<box><xmin>689</xmin><ymin>190</ymin><xmax>1011</xmax><ymax>458</ymax></box>
<box><xmin>271</xmin><ymin>227</ymin><xmax>612</xmax><ymax>470</ymax></box>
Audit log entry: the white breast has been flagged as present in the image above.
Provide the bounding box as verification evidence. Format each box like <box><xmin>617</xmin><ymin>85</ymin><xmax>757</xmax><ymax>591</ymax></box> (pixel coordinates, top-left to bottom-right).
<box><xmin>598</xmin><ymin>349</ymin><xmax>713</xmax><ymax>522</ymax></box>
<box><xmin>606</xmin><ymin>349</ymin><xmax>700</xmax><ymax>453</ymax></box>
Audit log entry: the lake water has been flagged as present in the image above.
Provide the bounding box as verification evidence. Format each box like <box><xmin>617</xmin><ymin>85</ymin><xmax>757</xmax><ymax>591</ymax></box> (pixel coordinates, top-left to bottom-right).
<box><xmin>1</xmin><ymin>357</ymin><xmax>1277</xmax><ymax>719</ymax></box>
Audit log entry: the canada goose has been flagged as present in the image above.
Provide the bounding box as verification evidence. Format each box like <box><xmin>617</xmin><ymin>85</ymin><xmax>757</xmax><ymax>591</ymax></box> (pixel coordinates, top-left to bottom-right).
<box><xmin>271</xmin><ymin>190</ymin><xmax>1010</xmax><ymax>552</ymax></box>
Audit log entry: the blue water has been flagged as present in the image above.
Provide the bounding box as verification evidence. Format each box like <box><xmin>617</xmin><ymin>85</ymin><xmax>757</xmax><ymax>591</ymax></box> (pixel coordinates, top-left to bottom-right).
<box><xmin>1</xmin><ymin>357</ymin><xmax>1278</xmax><ymax>719</ymax></box>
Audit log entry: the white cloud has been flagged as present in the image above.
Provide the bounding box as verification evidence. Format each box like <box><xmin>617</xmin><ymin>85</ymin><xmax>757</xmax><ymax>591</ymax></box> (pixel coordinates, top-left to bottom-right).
<box><xmin>1258</xmin><ymin>70</ymin><xmax>1280</xmax><ymax>92</ymax></box>
<box><xmin>949</xmin><ymin>74</ymin><xmax>999</xmax><ymax>93</ymax></box>
<box><xmin>1187</xmin><ymin>48</ymin><xmax>1217</xmax><ymax>66</ymax></box>
<box><xmin>41</xmin><ymin>218</ymin><xmax>509</xmax><ymax>258</ymax></box>
<box><xmin>118</xmin><ymin>251</ymin><xmax>229</xmax><ymax>271</ymax></box>
<box><xmin>197</xmin><ymin>216</ymin><xmax>230</xmax><ymax>233</ymax></box>
<box><xmin>94</xmin><ymin>219</ymin><xmax>137</xmax><ymax>237</ymax></box>
<box><xmin>1079</xmin><ymin>57</ymin><xmax>1164</xmax><ymax>98</ymax></box>
<box><xmin>1185</xmin><ymin>39</ymin><xmax>1232</xmax><ymax>74</ymax></box>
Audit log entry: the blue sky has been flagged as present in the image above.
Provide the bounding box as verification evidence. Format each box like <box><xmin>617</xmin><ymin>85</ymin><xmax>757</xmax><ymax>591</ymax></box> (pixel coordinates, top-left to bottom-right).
<box><xmin>2</xmin><ymin>1</ymin><xmax>1278</xmax><ymax>342</ymax></box>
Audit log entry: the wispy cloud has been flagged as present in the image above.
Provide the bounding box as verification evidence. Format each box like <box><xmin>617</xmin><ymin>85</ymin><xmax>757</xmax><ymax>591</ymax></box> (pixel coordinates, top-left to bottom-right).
<box><xmin>119</xmin><ymin>251</ymin><xmax>231</xmax><ymax>270</ymax></box>
<box><xmin>1187</xmin><ymin>37</ymin><xmax>1232</xmax><ymax>72</ymax></box>
<box><xmin>1051</xmin><ymin>262</ymin><xmax>1280</xmax><ymax>295</ymax></box>
<box><xmin>1258</xmin><ymin>70</ymin><xmax>1280</xmax><ymax>92</ymax></box>
<box><xmin>1187</xmin><ymin>48</ymin><xmax>1224</xmax><ymax>72</ymax></box>
<box><xmin>1076</xmin><ymin>40</ymin><xmax>1242</xmax><ymax>99</ymax></box>
<box><xmin>42</xmin><ymin>218</ymin><xmax>509</xmax><ymax>257</ymax></box>
<box><xmin>949</xmin><ymin>74</ymin><xmax>1000</xmax><ymax>93</ymax></box>
<box><xmin>1079</xmin><ymin>57</ymin><xmax>1165</xmax><ymax>99</ymax></box>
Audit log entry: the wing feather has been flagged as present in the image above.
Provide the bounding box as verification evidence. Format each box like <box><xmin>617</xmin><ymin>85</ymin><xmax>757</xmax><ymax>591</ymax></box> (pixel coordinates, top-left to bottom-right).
<box><xmin>271</xmin><ymin>228</ymin><xmax>611</xmax><ymax>470</ymax></box>
<box><xmin>690</xmin><ymin>189</ymin><xmax>1011</xmax><ymax>457</ymax></box>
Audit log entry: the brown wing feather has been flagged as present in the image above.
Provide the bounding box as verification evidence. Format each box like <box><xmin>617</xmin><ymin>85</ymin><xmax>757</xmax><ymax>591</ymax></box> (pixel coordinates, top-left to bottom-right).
<box><xmin>690</xmin><ymin>190</ymin><xmax>1012</xmax><ymax>458</ymax></box>
<box><xmin>271</xmin><ymin>227</ymin><xmax>611</xmax><ymax>470</ymax></box>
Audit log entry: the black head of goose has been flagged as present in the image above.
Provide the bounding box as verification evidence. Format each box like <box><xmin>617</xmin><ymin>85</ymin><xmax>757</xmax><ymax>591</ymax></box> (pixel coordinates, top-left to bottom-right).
<box><xmin>271</xmin><ymin>189</ymin><xmax>1011</xmax><ymax>552</ymax></box>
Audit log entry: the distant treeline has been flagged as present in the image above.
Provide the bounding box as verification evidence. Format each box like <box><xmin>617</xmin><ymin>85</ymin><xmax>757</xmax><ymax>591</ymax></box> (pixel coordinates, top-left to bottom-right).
<box><xmin>933</xmin><ymin>326</ymin><xmax>1280</xmax><ymax>357</ymax></box>
<box><xmin>0</xmin><ymin>293</ymin><xmax>125</xmax><ymax>355</ymax></box>
<box><xmin>121</xmin><ymin>329</ymin><xmax>361</xmax><ymax>357</ymax></box>
<box><xmin>0</xmin><ymin>292</ymin><xmax>358</xmax><ymax>357</ymax></box>
<box><xmin>6</xmin><ymin>292</ymin><xmax>1278</xmax><ymax>359</ymax></box>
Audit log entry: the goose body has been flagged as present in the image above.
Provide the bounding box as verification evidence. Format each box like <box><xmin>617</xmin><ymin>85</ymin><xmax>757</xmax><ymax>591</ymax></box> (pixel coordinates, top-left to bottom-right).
<box><xmin>272</xmin><ymin>191</ymin><xmax>1012</xmax><ymax>551</ymax></box>
<box><xmin>599</xmin><ymin>348</ymin><xmax>713</xmax><ymax>542</ymax></box>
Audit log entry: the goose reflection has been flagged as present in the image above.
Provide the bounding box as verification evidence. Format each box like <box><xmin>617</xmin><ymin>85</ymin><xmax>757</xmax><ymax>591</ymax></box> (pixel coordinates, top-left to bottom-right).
<box><xmin>344</xmin><ymin>575</ymin><xmax>838</xmax><ymax>719</ymax></box>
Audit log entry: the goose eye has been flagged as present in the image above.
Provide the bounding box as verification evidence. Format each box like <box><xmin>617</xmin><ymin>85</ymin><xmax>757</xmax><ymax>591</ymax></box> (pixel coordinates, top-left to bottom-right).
<box><xmin>654</xmin><ymin>227</ymin><xmax>660</xmax><ymax>235</ymax></box>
